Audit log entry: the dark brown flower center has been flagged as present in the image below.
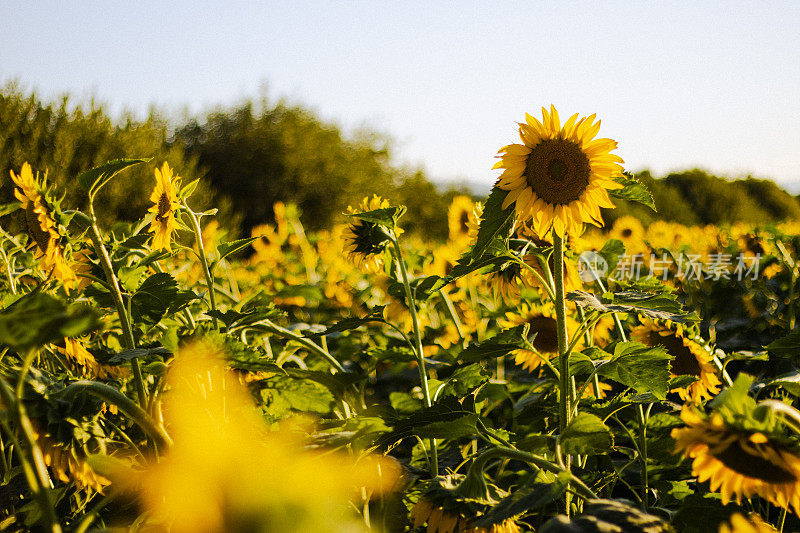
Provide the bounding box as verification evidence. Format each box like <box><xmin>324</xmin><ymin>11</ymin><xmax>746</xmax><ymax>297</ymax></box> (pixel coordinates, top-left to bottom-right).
<box><xmin>713</xmin><ymin>438</ymin><xmax>797</xmax><ymax>483</ymax></box>
<box><xmin>622</xmin><ymin>228</ymin><xmax>633</xmax><ymax>238</ymax></box>
<box><xmin>529</xmin><ymin>315</ymin><xmax>559</xmax><ymax>353</ymax></box>
<box><xmin>156</xmin><ymin>193</ymin><xmax>171</xmax><ymax>221</ymax></box>
<box><xmin>25</xmin><ymin>202</ymin><xmax>53</xmax><ymax>253</ymax></box>
<box><xmin>645</xmin><ymin>330</ymin><xmax>701</xmax><ymax>376</ymax></box>
<box><xmin>459</xmin><ymin>211</ymin><xmax>470</xmax><ymax>233</ymax></box>
<box><xmin>525</xmin><ymin>139</ymin><xmax>591</xmax><ymax>205</ymax></box>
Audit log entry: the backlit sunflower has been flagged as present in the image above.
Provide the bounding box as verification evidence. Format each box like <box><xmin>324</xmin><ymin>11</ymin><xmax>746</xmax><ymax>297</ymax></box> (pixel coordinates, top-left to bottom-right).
<box><xmin>499</xmin><ymin>301</ymin><xmax>579</xmax><ymax>372</ymax></box>
<box><xmin>672</xmin><ymin>407</ymin><xmax>800</xmax><ymax>513</ymax></box>
<box><xmin>148</xmin><ymin>162</ymin><xmax>181</xmax><ymax>251</ymax></box>
<box><xmin>10</xmin><ymin>162</ymin><xmax>78</xmax><ymax>289</ymax></box>
<box><xmin>631</xmin><ymin>320</ymin><xmax>720</xmax><ymax>402</ymax></box>
<box><xmin>31</xmin><ymin>420</ymin><xmax>110</xmax><ymax>492</ymax></box>
<box><xmin>488</xmin><ymin>260</ymin><xmax>526</xmax><ymax>303</ymax></box>
<box><xmin>495</xmin><ymin>106</ymin><xmax>623</xmax><ymax>238</ymax></box>
<box><xmin>343</xmin><ymin>195</ymin><xmax>395</xmax><ymax>272</ymax></box>
<box><xmin>718</xmin><ymin>513</ymin><xmax>776</xmax><ymax>533</ymax></box>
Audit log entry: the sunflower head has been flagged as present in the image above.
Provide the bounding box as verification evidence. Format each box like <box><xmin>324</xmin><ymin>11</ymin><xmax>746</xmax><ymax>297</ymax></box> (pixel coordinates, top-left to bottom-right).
<box><xmin>672</xmin><ymin>399</ymin><xmax>800</xmax><ymax>514</ymax></box>
<box><xmin>631</xmin><ymin>319</ymin><xmax>720</xmax><ymax>402</ymax></box>
<box><xmin>343</xmin><ymin>195</ymin><xmax>402</xmax><ymax>272</ymax></box>
<box><xmin>447</xmin><ymin>195</ymin><xmax>482</xmax><ymax>246</ymax></box>
<box><xmin>148</xmin><ymin>162</ymin><xmax>182</xmax><ymax>251</ymax></box>
<box><xmin>495</xmin><ymin>106</ymin><xmax>624</xmax><ymax>238</ymax></box>
<box><xmin>499</xmin><ymin>301</ymin><xmax>580</xmax><ymax>373</ymax></box>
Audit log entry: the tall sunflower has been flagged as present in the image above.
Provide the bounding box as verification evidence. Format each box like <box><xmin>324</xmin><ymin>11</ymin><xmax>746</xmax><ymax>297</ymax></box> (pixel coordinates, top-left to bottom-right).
<box><xmin>10</xmin><ymin>162</ymin><xmax>78</xmax><ymax>289</ymax></box>
<box><xmin>495</xmin><ymin>106</ymin><xmax>624</xmax><ymax>237</ymax></box>
<box><xmin>148</xmin><ymin>162</ymin><xmax>181</xmax><ymax>251</ymax></box>
<box><xmin>631</xmin><ymin>320</ymin><xmax>720</xmax><ymax>402</ymax></box>
<box><xmin>672</xmin><ymin>407</ymin><xmax>800</xmax><ymax>514</ymax></box>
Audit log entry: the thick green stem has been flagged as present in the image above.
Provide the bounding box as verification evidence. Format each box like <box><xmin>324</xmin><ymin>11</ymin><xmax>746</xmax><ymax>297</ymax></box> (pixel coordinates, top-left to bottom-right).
<box><xmin>636</xmin><ymin>404</ymin><xmax>649</xmax><ymax>510</ymax></box>
<box><xmin>552</xmin><ymin>232</ymin><xmax>572</xmax><ymax>433</ymax></box>
<box><xmin>391</xmin><ymin>236</ymin><xmax>438</xmax><ymax>476</ymax></box>
<box><xmin>552</xmin><ymin>231</ymin><xmax>573</xmax><ymax>514</ymax></box>
<box><xmin>183</xmin><ymin>204</ymin><xmax>219</xmax><ymax>330</ymax></box>
<box><xmin>465</xmin><ymin>447</ymin><xmax>597</xmax><ymax>501</ymax></box>
<box><xmin>57</xmin><ymin>381</ymin><xmax>172</xmax><ymax>449</ymax></box>
<box><xmin>87</xmin><ymin>204</ymin><xmax>147</xmax><ymax>409</ymax></box>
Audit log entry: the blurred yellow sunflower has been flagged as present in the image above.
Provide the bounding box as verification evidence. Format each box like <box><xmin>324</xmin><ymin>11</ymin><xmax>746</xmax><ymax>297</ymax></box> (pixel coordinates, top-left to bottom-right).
<box><xmin>631</xmin><ymin>320</ymin><xmax>720</xmax><ymax>402</ymax></box>
<box><xmin>10</xmin><ymin>162</ymin><xmax>78</xmax><ymax>289</ymax></box>
<box><xmin>673</xmin><ymin>407</ymin><xmax>800</xmax><ymax>514</ymax></box>
<box><xmin>499</xmin><ymin>302</ymin><xmax>579</xmax><ymax>372</ymax></box>
<box><xmin>610</xmin><ymin>215</ymin><xmax>646</xmax><ymax>254</ymax></box>
<box><xmin>343</xmin><ymin>195</ymin><xmax>396</xmax><ymax>272</ymax></box>
<box><xmin>148</xmin><ymin>162</ymin><xmax>181</xmax><ymax>251</ymax></box>
<box><xmin>495</xmin><ymin>106</ymin><xmax>624</xmax><ymax>237</ymax></box>
<box><xmin>718</xmin><ymin>513</ymin><xmax>776</xmax><ymax>533</ymax></box>
<box><xmin>448</xmin><ymin>195</ymin><xmax>476</xmax><ymax>243</ymax></box>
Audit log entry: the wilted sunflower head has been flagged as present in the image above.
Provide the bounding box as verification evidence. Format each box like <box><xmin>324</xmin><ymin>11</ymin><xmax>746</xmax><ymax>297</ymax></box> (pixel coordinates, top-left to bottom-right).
<box><xmin>631</xmin><ymin>319</ymin><xmax>720</xmax><ymax>402</ymax></box>
<box><xmin>494</xmin><ymin>105</ymin><xmax>624</xmax><ymax>238</ymax></box>
<box><xmin>410</xmin><ymin>474</ymin><xmax>520</xmax><ymax>533</ymax></box>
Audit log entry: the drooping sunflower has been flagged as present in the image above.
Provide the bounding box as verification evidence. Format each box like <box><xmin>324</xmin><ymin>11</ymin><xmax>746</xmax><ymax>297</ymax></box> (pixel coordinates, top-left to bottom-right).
<box><xmin>148</xmin><ymin>162</ymin><xmax>181</xmax><ymax>251</ymax></box>
<box><xmin>410</xmin><ymin>475</ymin><xmax>521</xmax><ymax>533</ymax></box>
<box><xmin>718</xmin><ymin>513</ymin><xmax>776</xmax><ymax>533</ymax></box>
<box><xmin>631</xmin><ymin>320</ymin><xmax>720</xmax><ymax>402</ymax></box>
<box><xmin>672</xmin><ymin>407</ymin><xmax>800</xmax><ymax>514</ymax></box>
<box><xmin>499</xmin><ymin>301</ymin><xmax>580</xmax><ymax>372</ymax></box>
<box><xmin>10</xmin><ymin>163</ymin><xmax>78</xmax><ymax>289</ymax></box>
<box><xmin>495</xmin><ymin>106</ymin><xmax>624</xmax><ymax>237</ymax></box>
<box><xmin>342</xmin><ymin>195</ymin><xmax>395</xmax><ymax>272</ymax></box>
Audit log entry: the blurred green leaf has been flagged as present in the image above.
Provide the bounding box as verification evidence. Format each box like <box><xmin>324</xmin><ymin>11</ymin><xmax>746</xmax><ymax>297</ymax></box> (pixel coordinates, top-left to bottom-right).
<box><xmin>610</xmin><ymin>173</ymin><xmax>656</xmax><ymax>211</ymax></box>
<box><xmin>0</xmin><ymin>293</ymin><xmax>100</xmax><ymax>351</ymax></box>
<box><xmin>77</xmin><ymin>158</ymin><xmax>149</xmax><ymax>197</ymax></box>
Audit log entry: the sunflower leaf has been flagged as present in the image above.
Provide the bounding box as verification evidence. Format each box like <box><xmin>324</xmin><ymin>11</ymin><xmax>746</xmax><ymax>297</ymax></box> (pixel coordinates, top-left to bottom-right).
<box><xmin>560</xmin><ymin>412</ymin><xmax>614</xmax><ymax>454</ymax></box>
<box><xmin>596</xmin><ymin>341</ymin><xmax>672</xmax><ymax>399</ymax></box>
<box><xmin>215</xmin><ymin>237</ymin><xmax>258</xmax><ymax>264</ymax></box>
<box><xmin>474</xmin><ymin>476</ymin><xmax>570</xmax><ymax>528</ymax></box>
<box><xmin>347</xmin><ymin>206</ymin><xmax>406</xmax><ymax>227</ymax></box>
<box><xmin>78</xmin><ymin>158</ymin><xmax>150</xmax><ymax>197</ymax></box>
<box><xmin>566</xmin><ymin>290</ymin><xmax>698</xmax><ymax>322</ymax></box>
<box><xmin>610</xmin><ymin>172</ymin><xmax>656</xmax><ymax>211</ymax></box>
<box><xmin>306</xmin><ymin>306</ymin><xmax>387</xmax><ymax>338</ymax></box>
<box><xmin>0</xmin><ymin>293</ymin><xmax>100</xmax><ymax>351</ymax></box>
<box><xmin>471</xmin><ymin>184</ymin><xmax>515</xmax><ymax>260</ymax></box>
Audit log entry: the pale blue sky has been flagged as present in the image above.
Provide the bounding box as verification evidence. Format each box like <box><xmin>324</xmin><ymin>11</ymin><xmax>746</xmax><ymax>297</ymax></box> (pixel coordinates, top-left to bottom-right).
<box><xmin>2</xmin><ymin>1</ymin><xmax>799</xmax><ymax>188</ymax></box>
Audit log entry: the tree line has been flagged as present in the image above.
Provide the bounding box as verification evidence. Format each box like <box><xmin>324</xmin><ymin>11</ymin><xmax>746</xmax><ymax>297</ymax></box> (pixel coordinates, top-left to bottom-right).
<box><xmin>1</xmin><ymin>83</ymin><xmax>798</xmax><ymax>240</ymax></box>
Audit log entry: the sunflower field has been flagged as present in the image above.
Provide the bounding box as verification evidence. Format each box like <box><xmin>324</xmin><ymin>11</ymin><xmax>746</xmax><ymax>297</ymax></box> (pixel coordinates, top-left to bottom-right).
<box><xmin>2</xmin><ymin>106</ymin><xmax>800</xmax><ymax>532</ymax></box>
